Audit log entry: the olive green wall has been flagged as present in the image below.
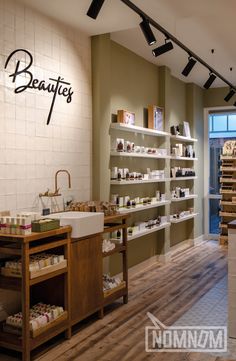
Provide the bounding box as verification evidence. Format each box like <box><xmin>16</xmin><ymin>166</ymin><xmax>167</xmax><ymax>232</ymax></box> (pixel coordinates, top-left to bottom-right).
<box><xmin>92</xmin><ymin>33</ymin><xmax>205</xmax><ymax>275</ymax></box>
<box><xmin>110</xmin><ymin>41</ymin><xmax>159</xmax><ymax>125</ymax></box>
<box><xmin>204</xmin><ymin>86</ymin><xmax>234</xmax><ymax>108</ymax></box>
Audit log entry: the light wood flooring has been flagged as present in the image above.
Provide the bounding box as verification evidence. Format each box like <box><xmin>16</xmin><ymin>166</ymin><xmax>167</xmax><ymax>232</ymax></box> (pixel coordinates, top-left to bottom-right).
<box><xmin>0</xmin><ymin>240</ymin><xmax>231</xmax><ymax>361</ymax></box>
<box><xmin>36</xmin><ymin>240</ymin><xmax>230</xmax><ymax>361</ymax></box>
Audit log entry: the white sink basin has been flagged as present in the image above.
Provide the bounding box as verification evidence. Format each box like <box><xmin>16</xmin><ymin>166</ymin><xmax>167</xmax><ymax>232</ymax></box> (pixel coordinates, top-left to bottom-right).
<box><xmin>46</xmin><ymin>211</ymin><xmax>104</xmax><ymax>238</ymax></box>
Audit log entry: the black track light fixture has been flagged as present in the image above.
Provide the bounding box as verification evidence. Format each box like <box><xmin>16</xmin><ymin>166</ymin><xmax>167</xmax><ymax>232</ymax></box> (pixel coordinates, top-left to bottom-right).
<box><xmin>182</xmin><ymin>56</ymin><xmax>197</xmax><ymax>77</ymax></box>
<box><xmin>224</xmin><ymin>89</ymin><xmax>236</xmax><ymax>102</ymax></box>
<box><xmin>203</xmin><ymin>72</ymin><xmax>217</xmax><ymax>89</ymax></box>
<box><xmin>152</xmin><ymin>38</ymin><xmax>173</xmax><ymax>57</ymax></box>
<box><xmin>139</xmin><ymin>17</ymin><xmax>156</xmax><ymax>46</ymax></box>
<box><xmin>87</xmin><ymin>0</ymin><xmax>105</xmax><ymax>19</ymax></box>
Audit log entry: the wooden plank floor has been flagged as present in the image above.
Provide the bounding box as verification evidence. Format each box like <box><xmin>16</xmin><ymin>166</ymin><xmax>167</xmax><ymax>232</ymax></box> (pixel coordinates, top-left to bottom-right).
<box><xmin>34</xmin><ymin>240</ymin><xmax>230</xmax><ymax>361</ymax></box>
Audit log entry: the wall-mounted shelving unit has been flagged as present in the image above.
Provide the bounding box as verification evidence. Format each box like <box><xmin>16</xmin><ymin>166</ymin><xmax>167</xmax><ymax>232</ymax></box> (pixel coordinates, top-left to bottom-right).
<box><xmin>128</xmin><ymin>222</ymin><xmax>171</xmax><ymax>241</ymax></box>
<box><xmin>119</xmin><ymin>200</ymin><xmax>170</xmax><ymax>214</ymax></box>
<box><xmin>110</xmin><ymin>121</ymin><xmax>198</xmax><ymax>257</ymax></box>
<box><xmin>170</xmin><ymin>213</ymin><xmax>198</xmax><ymax>223</ymax></box>
<box><xmin>171</xmin><ymin>195</ymin><xmax>198</xmax><ymax>202</ymax></box>
<box><xmin>111</xmin><ymin>178</ymin><xmax>171</xmax><ymax>185</ymax></box>
<box><xmin>110</xmin><ymin>122</ymin><xmax>170</xmax><ymax>137</ymax></box>
<box><xmin>170</xmin><ymin>134</ymin><xmax>198</xmax><ymax>143</ymax></box>
<box><xmin>110</xmin><ymin>151</ymin><xmax>171</xmax><ymax>160</ymax></box>
<box><xmin>170</xmin><ymin>177</ymin><xmax>197</xmax><ymax>181</ymax></box>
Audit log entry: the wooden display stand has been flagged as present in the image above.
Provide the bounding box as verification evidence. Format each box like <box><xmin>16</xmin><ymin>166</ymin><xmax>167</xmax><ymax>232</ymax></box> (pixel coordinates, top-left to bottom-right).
<box><xmin>219</xmin><ymin>155</ymin><xmax>236</xmax><ymax>245</ymax></box>
<box><xmin>0</xmin><ymin>226</ymin><xmax>71</xmax><ymax>361</ymax></box>
<box><xmin>102</xmin><ymin>214</ymin><xmax>129</xmax><ymax>313</ymax></box>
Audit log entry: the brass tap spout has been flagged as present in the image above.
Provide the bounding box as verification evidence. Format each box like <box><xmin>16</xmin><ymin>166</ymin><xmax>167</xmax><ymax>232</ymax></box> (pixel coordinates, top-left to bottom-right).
<box><xmin>55</xmin><ymin>170</ymin><xmax>71</xmax><ymax>193</ymax></box>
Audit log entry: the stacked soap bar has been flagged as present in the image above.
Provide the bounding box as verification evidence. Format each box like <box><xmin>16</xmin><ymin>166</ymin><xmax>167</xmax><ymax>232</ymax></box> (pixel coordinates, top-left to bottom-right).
<box><xmin>0</xmin><ymin>212</ymin><xmax>40</xmax><ymax>236</ymax></box>
<box><xmin>6</xmin><ymin>303</ymin><xmax>64</xmax><ymax>331</ymax></box>
<box><xmin>102</xmin><ymin>239</ymin><xmax>115</xmax><ymax>253</ymax></box>
<box><xmin>103</xmin><ymin>274</ymin><xmax>121</xmax><ymax>291</ymax></box>
<box><xmin>4</xmin><ymin>253</ymin><xmax>65</xmax><ymax>274</ymax></box>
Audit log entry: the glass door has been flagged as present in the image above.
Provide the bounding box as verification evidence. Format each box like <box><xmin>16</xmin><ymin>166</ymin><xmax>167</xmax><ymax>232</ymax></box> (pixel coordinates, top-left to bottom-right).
<box><xmin>208</xmin><ymin>112</ymin><xmax>236</xmax><ymax>238</ymax></box>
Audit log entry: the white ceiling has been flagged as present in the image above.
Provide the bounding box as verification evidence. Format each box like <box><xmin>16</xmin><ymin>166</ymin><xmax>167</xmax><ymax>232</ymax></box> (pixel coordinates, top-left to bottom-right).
<box><xmin>19</xmin><ymin>0</ymin><xmax>236</xmax><ymax>88</ymax></box>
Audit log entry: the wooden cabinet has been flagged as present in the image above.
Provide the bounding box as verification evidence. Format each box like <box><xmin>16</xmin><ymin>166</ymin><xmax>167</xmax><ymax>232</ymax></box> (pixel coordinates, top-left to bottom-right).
<box><xmin>0</xmin><ymin>226</ymin><xmax>71</xmax><ymax>361</ymax></box>
<box><xmin>70</xmin><ymin>234</ymin><xmax>103</xmax><ymax>325</ymax></box>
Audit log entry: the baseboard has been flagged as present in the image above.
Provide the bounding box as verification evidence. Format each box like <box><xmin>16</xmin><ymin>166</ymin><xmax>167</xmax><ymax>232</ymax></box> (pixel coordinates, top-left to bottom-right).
<box><xmin>115</xmin><ymin>234</ymin><xmax>205</xmax><ymax>279</ymax></box>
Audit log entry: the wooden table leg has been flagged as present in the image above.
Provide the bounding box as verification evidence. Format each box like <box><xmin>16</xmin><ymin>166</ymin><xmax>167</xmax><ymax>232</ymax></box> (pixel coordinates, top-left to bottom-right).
<box><xmin>22</xmin><ymin>243</ymin><xmax>31</xmax><ymax>361</ymax></box>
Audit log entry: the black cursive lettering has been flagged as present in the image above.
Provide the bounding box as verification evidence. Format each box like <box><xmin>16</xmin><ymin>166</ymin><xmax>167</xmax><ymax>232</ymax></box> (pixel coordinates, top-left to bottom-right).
<box><xmin>4</xmin><ymin>49</ymin><xmax>73</xmax><ymax>125</ymax></box>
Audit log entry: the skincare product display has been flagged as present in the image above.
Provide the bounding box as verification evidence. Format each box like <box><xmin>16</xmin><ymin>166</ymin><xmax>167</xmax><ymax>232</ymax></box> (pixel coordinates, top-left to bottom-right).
<box><xmin>103</xmin><ymin>274</ymin><xmax>122</xmax><ymax>292</ymax></box>
<box><xmin>65</xmin><ymin>200</ymin><xmax>118</xmax><ymax>216</ymax></box>
<box><xmin>111</xmin><ymin>167</ymin><xmax>166</xmax><ymax>181</ymax></box>
<box><xmin>171</xmin><ymin>144</ymin><xmax>195</xmax><ymax>158</ymax></box>
<box><xmin>113</xmin><ymin>138</ymin><xmax>168</xmax><ymax>156</ymax></box>
<box><xmin>170</xmin><ymin>125</ymin><xmax>180</xmax><ymax>135</ymax></box>
<box><xmin>111</xmin><ymin>191</ymin><xmax>166</xmax><ymax>209</ymax></box>
<box><xmin>0</xmin><ymin>216</ymin><xmax>32</xmax><ymax>235</ymax></box>
<box><xmin>127</xmin><ymin>215</ymin><xmax>168</xmax><ymax>236</ymax></box>
<box><xmin>1</xmin><ymin>253</ymin><xmax>66</xmax><ymax>278</ymax></box>
<box><xmin>171</xmin><ymin>208</ymin><xmax>194</xmax><ymax>219</ymax></box>
<box><xmin>171</xmin><ymin>187</ymin><xmax>190</xmax><ymax>199</ymax></box>
<box><xmin>5</xmin><ymin>303</ymin><xmax>65</xmax><ymax>333</ymax></box>
<box><xmin>102</xmin><ymin>239</ymin><xmax>116</xmax><ymax>253</ymax></box>
<box><xmin>170</xmin><ymin>167</ymin><xmax>196</xmax><ymax>178</ymax></box>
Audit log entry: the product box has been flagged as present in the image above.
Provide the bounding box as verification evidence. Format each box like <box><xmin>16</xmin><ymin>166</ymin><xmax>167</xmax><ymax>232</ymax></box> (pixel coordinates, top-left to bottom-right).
<box><xmin>148</xmin><ymin>105</ymin><xmax>164</xmax><ymax>131</ymax></box>
<box><xmin>117</xmin><ymin>110</ymin><xmax>135</xmax><ymax>125</ymax></box>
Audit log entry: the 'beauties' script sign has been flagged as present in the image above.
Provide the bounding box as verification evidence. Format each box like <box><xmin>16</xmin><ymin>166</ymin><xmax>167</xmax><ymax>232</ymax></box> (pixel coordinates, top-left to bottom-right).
<box><xmin>4</xmin><ymin>49</ymin><xmax>74</xmax><ymax>125</ymax></box>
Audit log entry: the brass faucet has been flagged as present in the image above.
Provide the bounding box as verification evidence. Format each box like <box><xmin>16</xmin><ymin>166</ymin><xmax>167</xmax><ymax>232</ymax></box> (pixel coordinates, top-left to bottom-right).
<box><xmin>55</xmin><ymin>169</ymin><xmax>71</xmax><ymax>194</ymax></box>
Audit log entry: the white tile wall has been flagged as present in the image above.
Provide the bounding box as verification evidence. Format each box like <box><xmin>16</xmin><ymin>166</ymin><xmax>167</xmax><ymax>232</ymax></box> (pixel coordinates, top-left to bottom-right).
<box><xmin>0</xmin><ymin>0</ymin><xmax>92</xmax><ymax>214</ymax></box>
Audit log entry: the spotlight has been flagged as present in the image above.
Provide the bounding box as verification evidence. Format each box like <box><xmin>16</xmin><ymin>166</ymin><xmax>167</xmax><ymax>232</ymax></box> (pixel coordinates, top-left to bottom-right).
<box><xmin>152</xmin><ymin>39</ymin><xmax>173</xmax><ymax>57</ymax></box>
<box><xmin>203</xmin><ymin>72</ymin><xmax>216</xmax><ymax>89</ymax></box>
<box><xmin>87</xmin><ymin>0</ymin><xmax>105</xmax><ymax>19</ymax></box>
<box><xmin>139</xmin><ymin>17</ymin><xmax>156</xmax><ymax>46</ymax></box>
<box><xmin>224</xmin><ymin>89</ymin><xmax>235</xmax><ymax>102</ymax></box>
<box><xmin>182</xmin><ymin>56</ymin><xmax>197</xmax><ymax>77</ymax></box>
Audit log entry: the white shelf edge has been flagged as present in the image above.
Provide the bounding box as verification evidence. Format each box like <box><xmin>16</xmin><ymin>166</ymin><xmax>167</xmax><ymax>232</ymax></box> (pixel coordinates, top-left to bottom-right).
<box><xmin>170</xmin><ymin>156</ymin><xmax>198</xmax><ymax>161</ymax></box>
<box><xmin>171</xmin><ymin>195</ymin><xmax>198</xmax><ymax>202</ymax></box>
<box><xmin>119</xmin><ymin>201</ymin><xmax>171</xmax><ymax>214</ymax></box>
<box><xmin>170</xmin><ymin>213</ymin><xmax>198</xmax><ymax>223</ymax></box>
<box><xmin>110</xmin><ymin>151</ymin><xmax>170</xmax><ymax>159</ymax></box>
<box><xmin>128</xmin><ymin>222</ymin><xmax>170</xmax><ymax>241</ymax></box>
<box><xmin>111</xmin><ymin>178</ymin><xmax>171</xmax><ymax>185</ymax></box>
<box><xmin>170</xmin><ymin>134</ymin><xmax>198</xmax><ymax>142</ymax></box>
<box><xmin>110</xmin><ymin>123</ymin><xmax>170</xmax><ymax>137</ymax></box>
<box><xmin>170</xmin><ymin>176</ymin><xmax>197</xmax><ymax>181</ymax></box>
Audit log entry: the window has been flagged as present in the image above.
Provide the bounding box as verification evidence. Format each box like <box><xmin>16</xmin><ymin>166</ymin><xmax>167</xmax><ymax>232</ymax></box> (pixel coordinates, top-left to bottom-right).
<box><xmin>209</xmin><ymin>112</ymin><xmax>236</xmax><ymax>138</ymax></box>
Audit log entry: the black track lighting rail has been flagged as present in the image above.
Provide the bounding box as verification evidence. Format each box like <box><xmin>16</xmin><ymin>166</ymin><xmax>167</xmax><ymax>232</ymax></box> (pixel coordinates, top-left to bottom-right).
<box><xmin>120</xmin><ymin>0</ymin><xmax>236</xmax><ymax>92</ymax></box>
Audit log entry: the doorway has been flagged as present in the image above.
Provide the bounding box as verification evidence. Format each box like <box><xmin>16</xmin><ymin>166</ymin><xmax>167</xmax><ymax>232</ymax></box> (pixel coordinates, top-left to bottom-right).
<box><xmin>205</xmin><ymin>108</ymin><xmax>236</xmax><ymax>239</ymax></box>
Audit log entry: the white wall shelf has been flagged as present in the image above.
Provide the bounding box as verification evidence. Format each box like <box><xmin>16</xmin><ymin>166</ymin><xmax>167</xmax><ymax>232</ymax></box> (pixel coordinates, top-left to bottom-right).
<box><xmin>171</xmin><ymin>195</ymin><xmax>198</xmax><ymax>202</ymax></box>
<box><xmin>111</xmin><ymin>178</ymin><xmax>171</xmax><ymax>185</ymax></box>
<box><xmin>170</xmin><ymin>176</ymin><xmax>197</xmax><ymax>181</ymax></box>
<box><xmin>170</xmin><ymin>134</ymin><xmax>198</xmax><ymax>143</ymax></box>
<box><xmin>110</xmin><ymin>123</ymin><xmax>170</xmax><ymax>137</ymax></box>
<box><xmin>170</xmin><ymin>155</ymin><xmax>198</xmax><ymax>161</ymax></box>
<box><xmin>119</xmin><ymin>200</ymin><xmax>170</xmax><ymax>214</ymax></box>
<box><xmin>128</xmin><ymin>222</ymin><xmax>170</xmax><ymax>241</ymax></box>
<box><xmin>110</xmin><ymin>151</ymin><xmax>171</xmax><ymax>160</ymax></box>
<box><xmin>170</xmin><ymin>213</ymin><xmax>198</xmax><ymax>223</ymax></box>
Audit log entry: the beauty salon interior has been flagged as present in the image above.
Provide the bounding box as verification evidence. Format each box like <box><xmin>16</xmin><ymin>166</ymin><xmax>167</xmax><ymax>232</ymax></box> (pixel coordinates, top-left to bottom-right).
<box><xmin>1</xmin><ymin>0</ymin><xmax>236</xmax><ymax>360</ymax></box>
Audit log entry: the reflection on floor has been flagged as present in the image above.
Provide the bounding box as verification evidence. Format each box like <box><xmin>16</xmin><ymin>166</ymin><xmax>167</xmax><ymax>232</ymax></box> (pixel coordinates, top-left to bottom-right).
<box><xmin>174</xmin><ymin>275</ymin><xmax>236</xmax><ymax>359</ymax></box>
